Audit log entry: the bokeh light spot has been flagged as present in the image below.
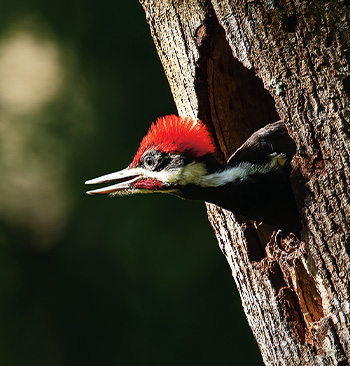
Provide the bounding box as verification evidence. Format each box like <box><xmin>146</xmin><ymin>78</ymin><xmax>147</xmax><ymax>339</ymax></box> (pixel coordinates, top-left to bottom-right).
<box><xmin>0</xmin><ymin>31</ymin><xmax>62</xmax><ymax>113</ymax></box>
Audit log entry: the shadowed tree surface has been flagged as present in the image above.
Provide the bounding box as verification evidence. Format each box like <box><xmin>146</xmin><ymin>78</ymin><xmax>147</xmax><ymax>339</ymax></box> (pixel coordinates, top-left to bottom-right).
<box><xmin>0</xmin><ymin>1</ymin><xmax>262</xmax><ymax>366</ymax></box>
<box><xmin>139</xmin><ymin>0</ymin><xmax>350</xmax><ymax>365</ymax></box>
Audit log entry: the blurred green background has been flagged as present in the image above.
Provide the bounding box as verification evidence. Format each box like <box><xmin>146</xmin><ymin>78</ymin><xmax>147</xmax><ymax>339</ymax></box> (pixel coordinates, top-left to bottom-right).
<box><xmin>0</xmin><ymin>1</ymin><xmax>262</xmax><ymax>365</ymax></box>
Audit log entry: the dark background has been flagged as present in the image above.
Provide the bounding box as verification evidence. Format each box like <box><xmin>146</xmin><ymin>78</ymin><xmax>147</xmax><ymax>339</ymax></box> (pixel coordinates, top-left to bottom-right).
<box><xmin>0</xmin><ymin>1</ymin><xmax>262</xmax><ymax>365</ymax></box>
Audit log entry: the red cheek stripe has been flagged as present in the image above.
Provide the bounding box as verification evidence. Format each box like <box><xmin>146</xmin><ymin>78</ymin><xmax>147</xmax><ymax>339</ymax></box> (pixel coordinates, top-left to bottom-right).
<box><xmin>134</xmin><ymin>179</ymin><xmax>162</xmax><ymax>190</ymax></box>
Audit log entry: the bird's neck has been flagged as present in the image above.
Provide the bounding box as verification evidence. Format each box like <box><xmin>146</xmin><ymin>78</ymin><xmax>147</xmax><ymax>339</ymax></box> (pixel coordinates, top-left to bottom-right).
<box><xmin>183</xmin><ymin>155</ymin><xmax>284</xmax><ymax>189</ymax></box>
<box><xmin>178</xmin><ymin>158</ymin><xmax>298</xmax><ymax>230</ymax></box>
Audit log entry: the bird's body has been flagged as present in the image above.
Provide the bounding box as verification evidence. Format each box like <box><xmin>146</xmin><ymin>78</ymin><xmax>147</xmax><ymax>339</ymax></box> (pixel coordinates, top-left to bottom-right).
<box><xmin>86</xmin><ymin>116</ymin><xmax>300</xmax><ymax>232</ymax></box>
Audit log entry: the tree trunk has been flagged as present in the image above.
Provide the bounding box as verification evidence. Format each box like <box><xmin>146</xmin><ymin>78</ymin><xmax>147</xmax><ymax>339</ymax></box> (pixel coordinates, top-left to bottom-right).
<box><xmin>139</xmin><ymin>1</ymin><xmax>350</xmax><ymax>365</ymax></box>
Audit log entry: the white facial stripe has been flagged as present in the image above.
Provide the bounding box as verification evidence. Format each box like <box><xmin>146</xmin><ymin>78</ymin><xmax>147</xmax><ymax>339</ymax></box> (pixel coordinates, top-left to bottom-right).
<box><xmin>126</xmin><ymin>163</ymin><xmax>207</xmax><ymax>186</ymax></box>
<box><xmin>130</xmin><ymin>153</ymin><xmax>287</xmax><ymax>188</ymax></box>
<box><xmin>129</xmin><ymin>166</ymin><xmax>183</xmax><ymax>184</ymax></box>
<box><xmin>178</xmin><ymin>162</ymin><xmax>208</xmax><ymax>185</ymax></box>
<box><xmin>201</xmin><ymin>164</ymin><xmax>263</xmax><ymax>187</ymax></box>
<box><xmin>202</xmin><ymin>153</ymin><xmax>288</xmax><ymax>187</ymax></box>
<box><xmin>159</xmin><ymin>162</ymin><xmax>209</xmax><ymax>186</ymax></box>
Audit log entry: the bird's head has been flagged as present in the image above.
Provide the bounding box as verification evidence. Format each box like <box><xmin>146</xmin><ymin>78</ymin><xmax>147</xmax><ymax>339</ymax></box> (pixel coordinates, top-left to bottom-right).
<box><xmin>85</xmin><ymin>115</ymin><xmax>216</xmax><ymax>197</ymax></box>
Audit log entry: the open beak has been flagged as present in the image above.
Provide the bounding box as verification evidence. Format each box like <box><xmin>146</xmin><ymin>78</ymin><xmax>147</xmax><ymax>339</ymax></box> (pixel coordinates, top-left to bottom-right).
<box><xmin>85</xmin><ymin>168</ymin><xmax>141</xmax><ymax>195</ymax></box>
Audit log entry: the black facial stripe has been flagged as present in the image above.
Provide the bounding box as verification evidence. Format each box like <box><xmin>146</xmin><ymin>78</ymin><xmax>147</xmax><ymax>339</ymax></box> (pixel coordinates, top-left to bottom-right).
<box><xmin>164</xmin><ymin>154</ymin><xmax>187</xmax><ymax>170</ymax></box>
<box><xmin>139</xmin><ymin>150</ymin><xmax>194</xmax><ymax>172</ymax></box>
<box><xmin>203</xmin><ymin>155</ymin><xmax>225</xmax><ymax>174</ymax></box>
<box><xmin>156</xmin><ymin>153</ymin><xmax>172</xmax><ymax>171</ymax></box>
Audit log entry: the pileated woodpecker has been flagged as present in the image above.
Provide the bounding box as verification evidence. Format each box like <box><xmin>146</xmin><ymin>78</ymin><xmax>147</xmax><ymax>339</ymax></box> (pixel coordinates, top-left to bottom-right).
<box><xmin>86</xmin><ymin>115</ymin><xmax>300</xmax><ymax>232</ymax></box>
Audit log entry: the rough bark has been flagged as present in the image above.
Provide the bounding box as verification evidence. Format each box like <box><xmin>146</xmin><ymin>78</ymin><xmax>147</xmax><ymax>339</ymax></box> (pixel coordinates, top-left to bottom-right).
<box><xmin>140</xmin><ymin>1</ymin><xmax>350</xmax><ymax>365</ymax></box>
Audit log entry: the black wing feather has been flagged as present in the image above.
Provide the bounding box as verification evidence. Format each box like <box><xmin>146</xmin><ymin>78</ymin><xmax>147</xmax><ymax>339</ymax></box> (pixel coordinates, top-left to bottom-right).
<box><xmin>227</xmin><ymin>121</ymin><xmax>296</xmax><ymax>167</ymax></box>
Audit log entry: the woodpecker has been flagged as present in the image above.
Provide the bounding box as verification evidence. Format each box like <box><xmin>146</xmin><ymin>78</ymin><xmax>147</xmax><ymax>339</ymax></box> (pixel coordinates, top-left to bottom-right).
<box><xmin>86</xmin><ymin>115</ymin><xmax>300</xmax><ymax>232</ymax></box>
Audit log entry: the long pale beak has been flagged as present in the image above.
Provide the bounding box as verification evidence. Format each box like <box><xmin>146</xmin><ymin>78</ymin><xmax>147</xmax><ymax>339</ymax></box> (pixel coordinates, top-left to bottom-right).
<box><xmin>85</xmin><ymin>168</ymin><xmax>141</xmax><ymax>195</ymax></box>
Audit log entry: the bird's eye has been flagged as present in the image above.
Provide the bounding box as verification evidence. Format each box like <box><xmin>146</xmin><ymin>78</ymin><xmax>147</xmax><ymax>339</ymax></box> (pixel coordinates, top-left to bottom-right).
<box><xmin>144</xmin><ymin>155</ymin><xmax>156</xmax><ymax>169</ymax></box>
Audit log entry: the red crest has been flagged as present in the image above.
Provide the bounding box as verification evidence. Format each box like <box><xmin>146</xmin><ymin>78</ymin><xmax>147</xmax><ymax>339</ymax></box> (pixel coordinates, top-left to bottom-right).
<box><xmin>129</xmin><ymin>115</ymin><xmax>215</xmax><ymax>167</ymax></box>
